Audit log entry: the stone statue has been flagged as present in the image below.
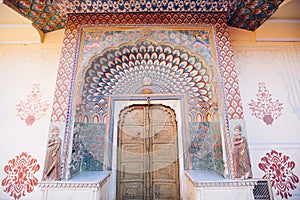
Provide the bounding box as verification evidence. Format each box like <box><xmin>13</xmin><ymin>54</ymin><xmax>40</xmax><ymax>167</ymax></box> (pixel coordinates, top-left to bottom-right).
<box><xmin>232</xmin><ymin>124</ymin><xmax>252</xmax><ymax>179</ymax></box>
<box><xmin>43</xmin><ymin>126</ymin><xmax>62</xmax><ymax>181</ymax></box>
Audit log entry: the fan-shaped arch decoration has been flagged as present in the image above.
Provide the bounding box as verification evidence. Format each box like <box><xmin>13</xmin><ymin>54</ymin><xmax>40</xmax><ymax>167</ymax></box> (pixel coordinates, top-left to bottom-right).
<box><xmin>82</xmin><ymin>39</ymin><xmax>213</xmax><ymax>114</ymax></box>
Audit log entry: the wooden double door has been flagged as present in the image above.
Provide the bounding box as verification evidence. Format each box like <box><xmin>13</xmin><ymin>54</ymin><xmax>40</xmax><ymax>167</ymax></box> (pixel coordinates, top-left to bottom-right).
<box><xmin>117</xmin><ymin>104</ymin><xmax>180</xmax><ymax>200</ymax></box>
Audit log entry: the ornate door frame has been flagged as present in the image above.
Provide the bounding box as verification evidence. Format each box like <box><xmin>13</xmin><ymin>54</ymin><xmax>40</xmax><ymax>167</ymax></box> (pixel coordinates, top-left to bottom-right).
<box><xmin>108</xmin><ymin>94</ymin><xmax>188</xmax><ymax>200</ymax></box>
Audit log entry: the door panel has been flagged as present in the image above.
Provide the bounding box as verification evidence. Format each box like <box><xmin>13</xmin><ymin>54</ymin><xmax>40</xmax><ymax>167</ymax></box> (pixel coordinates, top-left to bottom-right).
<box><xmin>117</xmin><ymin>105</ymin><xmax>179</xmax><ymax>200</ymax></box>
<box><xmin>152</xmin><ymin>125</ymin><xmax>174</xmax><ymax>142</ymax></box>
<box><xmin>120</xmin><ymin>182</ymin><xmax>143</xmax><ymax>200</ymax></box>
<box><xmin>153</xmin><ymin>163</ymin><xmax>177</xmax><ymax>180</ymax></box>
<box><xmin>152</xmin><ymin>144</ymin><xmax>175</xmax><ymax>161</ymax></box>
<box><xmin>154</xmin><ymin>183</ymin><xmax>178</xmax><ymax>199</ymax></box>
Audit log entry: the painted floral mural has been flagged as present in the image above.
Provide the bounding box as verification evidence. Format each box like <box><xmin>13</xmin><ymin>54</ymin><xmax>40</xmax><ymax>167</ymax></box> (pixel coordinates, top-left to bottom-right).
<box><xmin>81</xmin><ymin>29</ymin><xmax>213</xmax><ymax>67</ymax></box>
<box><xmin>1</xmin><ymin>152</ymin><xmax>40</xmax><ymax>200</ymax></box>
<box><xmin>248</xmin><ymin>82</ymin><xmax>283</xmax><ymax>125</ymax></box>
<box><xmin>189</xmin><ymin>122</ymin><xmax>214</xmax><ymax>170</ymax></box>
<box><xmin>259</xmin><ymin>150</ymin><xmax>299</xmax><ymax>199</ymax></box>
<box><xmin>16</xmin><ymin>84</ymin><xmax>49</xmax><ymax>126</ymax></box>
<box><xmin>69</xmin><ymin>122</ymin><xmax>107</xmax><ymax>177</ymax></box>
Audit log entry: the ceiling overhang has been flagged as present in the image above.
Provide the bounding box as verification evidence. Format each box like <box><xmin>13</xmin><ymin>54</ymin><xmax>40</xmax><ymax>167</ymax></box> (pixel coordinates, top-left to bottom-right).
<box><xmin>3</xmin><ymin>0</ymin><xmax>285</xmax><ymax>33</ymax></box>
<box><xmin>0</xmin><ymin>2</ymin><xmax>44</xmax><ymax>43</ymax></box>
<box><xmin>228</xmin><ymin>0</ymin><xmax>285</xmax><ymax>31</ymax></box>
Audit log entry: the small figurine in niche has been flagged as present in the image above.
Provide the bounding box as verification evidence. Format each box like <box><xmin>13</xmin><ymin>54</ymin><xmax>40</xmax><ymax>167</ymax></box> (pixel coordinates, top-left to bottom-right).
<box><xmin>43</xmin><ymin>126</ymin><xmax>62</xmax><ymax>181</ymax></box>
<box><xmin>232</xmin><ymin>124</ymin><xmax>253</xmax><ymax>179</ymax></box>
<box><xmin>143</xmin><ymin>76</ymin><xmax>152</xmax><ymax>86</ymax></box>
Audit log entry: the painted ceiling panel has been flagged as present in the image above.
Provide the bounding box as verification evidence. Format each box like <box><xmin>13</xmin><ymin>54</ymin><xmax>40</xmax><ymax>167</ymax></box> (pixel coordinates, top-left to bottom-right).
<box><xmin>228</xmin><ymin>0</ymin><xmax>284</xmax><ymax>31</ymax></box>
<box><xmin>4</xmin><ymin>0</ymin><xmax>65</xmax><ymax>32</ymax></box>
<box><xmin>3</xmin><ymin>0</ymin><xmax>284</xmax><ymax>33</ymax></box>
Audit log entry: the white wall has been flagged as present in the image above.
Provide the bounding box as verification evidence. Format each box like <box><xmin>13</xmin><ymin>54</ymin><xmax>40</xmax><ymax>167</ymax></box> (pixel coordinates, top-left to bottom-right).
<box><xmin>0</xmin><ymin>27</ymin><xmax>299</xmax><ymax>200</ymax></box>
<box><xmin>232</xmin><ymin>40</ymin><xmax>300</xmax><ymax>200</ymax></box>
<box><xmin>0</xmin><ymin>29</ymin><xmax>64</xmax><ymax>200</ymax></box>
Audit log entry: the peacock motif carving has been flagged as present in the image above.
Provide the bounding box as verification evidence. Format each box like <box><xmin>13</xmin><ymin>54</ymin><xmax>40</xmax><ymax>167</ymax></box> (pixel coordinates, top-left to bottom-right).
<box><xmin>82</xmin><ymin>39</ymin><xmax>212</xmax><ymax>114</ymax></box>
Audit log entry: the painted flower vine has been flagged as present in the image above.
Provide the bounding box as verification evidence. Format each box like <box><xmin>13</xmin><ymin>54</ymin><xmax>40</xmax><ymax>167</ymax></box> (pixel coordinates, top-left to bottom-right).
<box><xmin>16</xmin><ymin>84</ymin><xmax>49</xmax><ymax>126</ymax></box>
<box><xmin>248</xmin><ymin>82</ymin><xmax>283</xmax><ymax>125</ymax></box>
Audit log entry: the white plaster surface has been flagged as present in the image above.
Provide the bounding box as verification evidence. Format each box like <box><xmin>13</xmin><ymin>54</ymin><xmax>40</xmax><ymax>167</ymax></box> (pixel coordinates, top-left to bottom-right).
<box><xmin>0</xmin><ymin>28</ymin><xmax>299</xmax><ymax>200</ymax></box>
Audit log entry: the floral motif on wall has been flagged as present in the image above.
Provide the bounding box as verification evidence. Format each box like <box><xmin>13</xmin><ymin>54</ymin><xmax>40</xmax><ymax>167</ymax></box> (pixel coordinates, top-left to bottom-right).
<box><xmin>82</xmin><ymin>29</ymin><xmax>213</xmax><ymax>66</ymax></box>
<box><xmin>189</xmin><ymin>122</ymin><xmax>214</xmax><ymax>170</ymax></box>
<box><xmin>211</xmin><ymin>122</ymin><xmax>224</xmax><ymax>174</ymax></box>
<box><xmin>69</xmin><ymin>122</ymin><xmax>107</xmax><ymax>177</ymax></box>
<box><xmin>1</xmin><ymin>152</ymin><xmax>40</xmax><ymax>200</ymax></box>
<box><xmin>259</xmin><ymin>150</ymin><xmax>299</xmax><ymax>199</ymax></box>
<box><xmin>248</xmin><ymin>82</ymin><xmax>283</xmax><ymax>125</ymax></box>
<box><xmin>16</xmin><ymin>84</ymin><xmax>49</xmax><ymax>126</ymax></box>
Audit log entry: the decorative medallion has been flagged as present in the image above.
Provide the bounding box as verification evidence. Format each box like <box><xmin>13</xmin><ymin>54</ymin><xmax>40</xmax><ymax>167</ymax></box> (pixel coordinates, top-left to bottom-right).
<box><xmin>259</xmin><ymin>150</ymin><xmax>299</xmax><ymax>199</ymax></box>
<box><xmin>1</xmin><ymin>152</ymin><xmax>40</xmax><ymax>200</ymax></box>
<box><xmin>248</xmin><ymin>82</ymin><xmax>283</xmax><ymax>125</ymax></box>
